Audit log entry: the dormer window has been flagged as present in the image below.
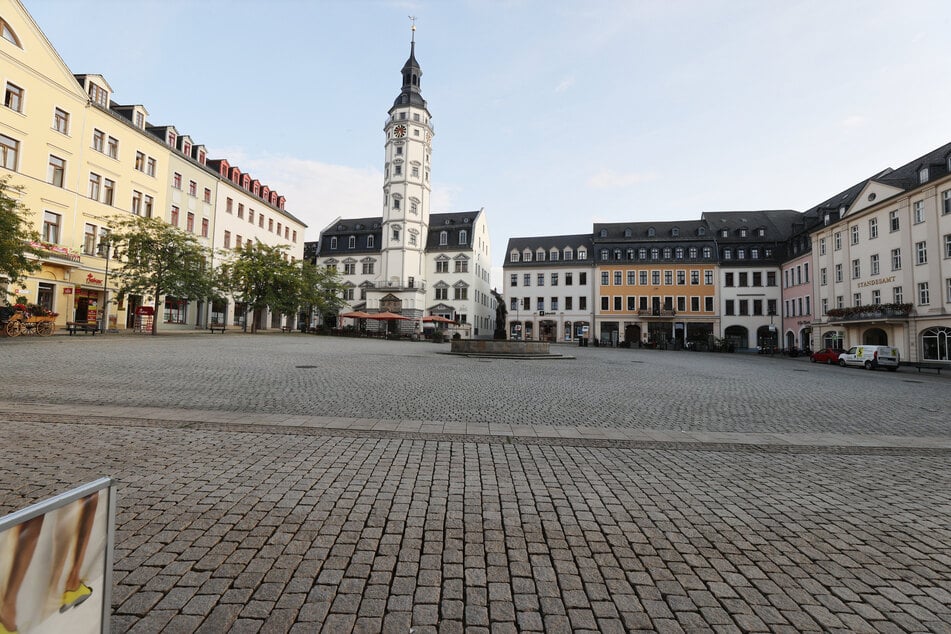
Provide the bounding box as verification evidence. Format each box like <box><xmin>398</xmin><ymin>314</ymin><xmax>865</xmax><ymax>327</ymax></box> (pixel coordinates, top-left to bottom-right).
<box><xmin>599</xmin><ymin>229</ymin><xmax>607</xmax><ymax>238</ymax></box>
<box><xmin>367</xmin><ymin>235</ymin><xmax>375</xmax><ymax>248</ymax></box>
<box><xmin>721</xmin><ymin>229</ymin><xmax>728</xmax><ymax>238</ymax></box>
<box><xmin>197</xmin><ymin>150</ymin><xmax>205</xmax><ymax>164</ymax></box>
<box><xmin>739</xmin><ymin>228</ymin><xmax>747</xmax><ymax>237</ymax></box>
<box><xmin>439</xmin><ymin>230</ymin><xmax>447</xmax><ymax>245</ymax></box>
<box><xmin>671</xmin><ymin>227</ymin><xmax>679</xmax><ymax>237</ymax></box>
<box><xmin>459</xmin><ymin>230</ymin><xmax>468</xmax><ymax>245</ymax></box>
<box><xmin>623</xmin><ymin>228</ymin><xmax>632</xmax><ymax>237</ymax></box>
<box><xmin>536</xmin><ymin>248</ymin><xmax>545</xmax><ymax>261</ymax></box>
<box><xmin>578</xmin><ymin>248</ymin><xmax>587</xmax><ymax>260</ymax></box>
<box><xmin>757</xmin><ymin>227</ymin><xmax>765</xmax><ymax>237</ymax></box>
<box><xmin>88</xmin><ymin>82</ymin><xmax>108</xmax><ymax>108</ymax></box>
<box><xmin>647</xmin><ymin>227</ymin><xmax>656</xmax><ymax>237</ymax></box>
<box><xmin>134</xmin><ymin>111</ymin><xmax>145</xmax><ymax>129</ymax></box>
<box><xmin>549</xmin><ymin>248</ymin><xmax>559</xmax><ymax>261</ymax></box>
<box><xmin>167</xmin><ymin>131</ymin><xmax>176</xmax><ymax>147</ymax></box>
<box><xmin>563</xmin><ymin>247</ymin><xmax>573</xmax><ymax>261</ymax></box>
<box><xmin>523</xmin><ymin>249</ymin><xmax>532</xmax><ymax>262</ymax></box>
<box><xmin>697</xmin><ymin>227</ymin><xmax>706</xmax><ymax>236</ymax></box>
<box><xmin>919</xmin><ymin>167</ymin><xmax>929</xmax><ymax>184</ymax></box>
<box><xmin>510</xmin><ymin>250</ymin><xmax>520</xmax><ymax>263</ymax></box>
<box><xmin>182</xmin><ymin>141</ymin><xmax>191</xmax><ymax>157</ymax></box>
<box><xmin>348</xmin><ymin>235</ymin><xmax>356</xmax><ymax>248</ymax></box>
<box><xmin>242</xmin><ymin>175</ymin><xmax>250</xmax><ymax>189</ymax></box>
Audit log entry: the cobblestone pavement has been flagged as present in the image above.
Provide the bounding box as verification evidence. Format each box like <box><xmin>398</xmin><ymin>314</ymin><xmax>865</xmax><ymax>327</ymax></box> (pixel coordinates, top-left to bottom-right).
<box><xmin>1</xmin><ymin>334</ymin><xmax>949</xmax><ymax>633</ymax></box>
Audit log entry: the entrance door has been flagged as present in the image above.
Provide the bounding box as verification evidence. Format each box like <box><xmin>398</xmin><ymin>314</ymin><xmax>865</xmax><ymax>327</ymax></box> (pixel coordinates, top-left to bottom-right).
<box><xmin>75</xmin><ymin>297</ymin><xmax>89</xmax><ymax>322</ymax></box>
<box><xmin>624</xmin><ymin>324</ymin><xmax>641</xmax><ymax>345</ymax></box>
<box><xmin>126</xmin><ymin>295</ymin><xmax>142</xmax><ymax>328</ymax></box>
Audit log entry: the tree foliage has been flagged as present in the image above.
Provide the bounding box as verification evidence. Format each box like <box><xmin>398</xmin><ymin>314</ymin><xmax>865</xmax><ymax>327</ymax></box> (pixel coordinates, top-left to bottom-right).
<box><xmin>0</xmin><ymin>178</ymin><xmax>41</xmax><ymax>300</ymax></box>
<box><xmin>219</xmin><ymin>243</ymin><xmax>346</xmax><ymax>332</ymax></box>
<box><xmin>219</xmin><ymin>242</ymin><xmax>299</xmax><ymax>332</ymax></box>
<box><xmin>108</xmin><ymin>215</ymin><xmax>216</xmax><ymax>335</ymax></box>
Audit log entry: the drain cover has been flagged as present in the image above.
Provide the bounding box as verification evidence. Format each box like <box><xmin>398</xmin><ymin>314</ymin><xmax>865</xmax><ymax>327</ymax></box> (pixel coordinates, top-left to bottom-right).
<box><xmin>295</xmin><ymin>365</ymin><xmax>318</xmax><ymax>369</ymax></box>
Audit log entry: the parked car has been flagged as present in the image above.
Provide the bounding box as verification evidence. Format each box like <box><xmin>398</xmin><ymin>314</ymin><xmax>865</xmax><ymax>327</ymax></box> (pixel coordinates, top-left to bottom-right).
<box><xmin>838</xmin><ymin>345</ymin><xmax>900</xmax><ymax>371</ymax></box>
<box><xmin>810</xmin><ymin>347</ymin><xmax>844</xmax><ymax>364</ymax></box>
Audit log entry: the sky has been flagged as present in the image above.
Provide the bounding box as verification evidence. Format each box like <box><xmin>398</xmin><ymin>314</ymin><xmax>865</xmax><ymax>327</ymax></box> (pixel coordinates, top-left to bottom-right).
<box><xmin>23</xmin><ymin>0</ymin><xmax>951</xmax><ymax>287</ymax></box>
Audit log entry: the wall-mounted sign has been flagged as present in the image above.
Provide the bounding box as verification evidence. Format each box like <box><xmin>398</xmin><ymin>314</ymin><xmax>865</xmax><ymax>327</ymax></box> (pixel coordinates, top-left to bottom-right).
<box><xmin>63</xmin><ymin>287</ymin><xmax>74</xmax><ymax>295</ymax></box>
<box><xmin>857</xmin><ymin>275</ymin><xmax>896</xmax><ymax>289</ymax></box>
<box><xmin>85</xmin><ymin>273</ymin><xmax>103</xmax><ymax>286</ymax></box>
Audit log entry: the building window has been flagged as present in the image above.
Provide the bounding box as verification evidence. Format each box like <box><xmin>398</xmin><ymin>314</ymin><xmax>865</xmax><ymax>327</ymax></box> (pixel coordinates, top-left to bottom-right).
<box><xmin>614</xmin><ymin>271</ymin><xmax>622</xmax><ymax>285</ymax></box>
<box><xmin>131</xmin><ymin>191</ymin><xmax>142</xmax><ymax>216</ymax></box>
<box><xmin>237</xmin><ymin>203</ymin><xmax>244</xmax><ymax>219</ymax></box>
<box><xmin>164</xmin><ymin>297</ymin><xmax>187</xmax><ymax>324</ymax></box>
<box><xmin>436</xmin><ymin>260</ymin><xmax>449</xmax><ymax>273</ymax></box>
<box><xmin>203</xmin><ymin>187</ymin><xmax>212</xmax><ymax>203</ymax></box>
<box><xmin>579</xmin><ymin>296</ymin><xmax>587</xmax><ymax>310</ymax></box>
<box><xmin>186</xmin><ymin>212</ymin><xmax>195</xmax><ymax>233</ymax></box>
<box><xmin>135</xmin><ymin>151</ymin><xmax>145</xmax><ymax>172</ymax></box>
<box><xmin>706</xmin><ymin>271</ymin><xmax>714</xmax><ymax>285</ymax></box>
<box><xmin>850</xmin><ymin>225</ymin><xmax>859</xmax><ymax>245</ymax></box>
<box><xmin>103</xmin><ymin>178</ymin><xmax>114</xmax><ymax>205</ymax></box>
<box><xmin>724</xmin><ymin>300</ymin><xmax>735</xmax><ymax>316</ymax></box>
<box><xmin>893</xmin><ymin>286</ymin><xmax>903</xmax><ymax>304</ymax></box>
<box><xmin>201</xmin><ymin>218</ymin><xmax>209</xmax><ymax>237</ymax></box>
<box><xmin>4</xmin><ymin>82</ymin><xmax>23</xmax><ymax>112</ymax></box>
<box><xmin>852</xmin><ymin>259</ymin><xmax>860</xmax><ymax>279</ymax></box>
<box><xmin>454</xmin><ymin>287</ymin><xmax>468</xmax><ymax>300</ymax></box>
<box><xmin>916</xmin><ymin>241</ymin><xmax>927</xmax><ymax>265</ymax></box>
<box><xmin>107</xmin><ymin>136</ymin><xmax>118</xmax><ymax>159</ymax></box>
<box><xmin>891</xmin><ymin>248</ymin><xmax>901</xmax><ymax>271</ymax></box>
<box><xmin>943</xmin><ymin>190</ymin><xmax>951</xmax><ymax>215</ymax></box>
<box><xmin>868</xmin><ymin>218</ymin><xmax>878</xmax><ymax>239</ymax></box>
<box><xmin>170</xmin><ymin>206</ymin><xmax>179</xmax><ymax>226</ymax></box>
<box><xmin>0</xmin><ymin>133</ymin><xmax>18</xmax><ymax>171</ymax></box>
<box><xmin>724</xmin><ymin>273</ymin><xmax>734</xmax><ymax>287</ymax></box>
<box><xmin>348</xmin><ymin>235</ymin><xmax>356</xmax><ymax>249</ymax></box>
<box><xmin>47</xmin><ymin>155</ymin><xmax>65</xmax><ymax>187</ymax></box>
<box><xmin>664</xmin><ymin>271</ymin><xmax>673</xmax><ymax>285</ymax></box>
<box><xmin>818</xmin><ymin>237</ymin><xmax>826</xmax><ymax>255</ymax></box>
<box><xmin>835</xmin><ymin>263</ymin><xmax>842</xmax><ymax>283</ymax></box>
<box><xmin>92</xmin><ymin>129</ymin><xmax>105</xmax><ymax>153</ymax></box>
<box><xmin>364</xmin><ymin>234</ymin><xmax>370</xmax><ymax>247</ymax></box>
<box><xmin>172</xmin><ymin>172</ymin><xmax>182</xmax><ymax>189</ymax></box>
<box><xmin>921</xmin><ymin>326</ymin><xmax>951</xmax><ymax>361</ymax></box>
<box><xmin>918</xmin><ymin>282</ymin><xmax>930</xmax><ymax>305</ymax></box>
<box><xmin>455</xmin><ymin>260</ymin><xmax>468</xmax><ymax>273</ymax></box>
<box><xmin>146</xmin><ymin>157</ymin><xmax>156</xmax><ymax>177</ymax></box>
<box><xmin>53</xmin><ymin>108</ymin><xmax>69</xmax><ymax>134</ymax></box>
<box><xmin>42</xmin><ymin>211</ymin><xmax>61</xmax><ymax>243</ymax></box>
<box><xmin>88</xmin><ymin>82</ymin><xmax>108</xmax><ymax>107</ymax></box>
<box><xmin>88</xmin><ymin>173</ymin><xmax>101</xmax><ymax>200</ymax></box>
<box><xmin>945</xmin><ymin>234</ymin><xmax>951</xmax><ymax>259</ymax></box>
<box><xmin>889</xmin><ymin>210</ymin><xmax>899</xmax><ymax>232</ymax></box>
<box><xmin>83</xmin><ymin>223</ymin><xmax>97</xmax><ymax>255</ymax></box>
<box><xmin>143</xmin><ymin>195</ymin><xmax>153</xmax><ymax>218</ymax></box>
<box><xmin>853</xmin><ymin>292</ymin><xmax>862</xmax><ymax>307</ymax></box>
<box><xmin>914</xmin><ymin>200</ymin><xmax>925</xmax><ymax>224</ymax></box>
<box><xmin>834</xmin><ymin>232</ymin><xmax>842</xmax><ymax>250</ymax></box>
<box><xmin>871</xmin><ymin>289</ymin><xmax>881</xmax><ymax>305</ymax></box>
<box><xmin>343</xmin><ymin>262</ymin><xmax>355</xmax><ymax>275</ymax></box>
<box><xmin>551</xmin><ymin>273</ymin><xmax>559</xmax><ymax>286</ymax></box>
<box><xmin>188</xmin><ymin>180</ymin><xmax>197</xmax><ymax>197</ymax></box>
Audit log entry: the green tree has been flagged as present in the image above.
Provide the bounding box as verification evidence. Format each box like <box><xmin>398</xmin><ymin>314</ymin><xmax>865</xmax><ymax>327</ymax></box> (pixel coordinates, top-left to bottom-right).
<box><xmin>298</xmin><ymin>261</ymin><xmax>346</xmax><ymax>328</ymax></box>
<box><xmin>109</xmin><ymin>216</ymin><xmax>215</xmax><ymax>335</ymax></box>
<box><xmin>0</xmin><ymin>178</ymin><xmax>41</xmax><ymax>301</ymax></box>
<box><xmin>219</xmin><ymin>241</ymin><xmax>301</xmax><ymax>333</ymax></box>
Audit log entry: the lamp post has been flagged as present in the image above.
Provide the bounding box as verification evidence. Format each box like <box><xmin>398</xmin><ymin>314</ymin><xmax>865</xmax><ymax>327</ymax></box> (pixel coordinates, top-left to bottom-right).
<box><xmin>96</xmin><ymin>238</ymin><xmax>115</xmax><ymax>334</ymax></box>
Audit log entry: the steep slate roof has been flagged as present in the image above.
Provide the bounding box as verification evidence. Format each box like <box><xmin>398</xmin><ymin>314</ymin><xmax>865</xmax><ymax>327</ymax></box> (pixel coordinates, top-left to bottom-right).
<box><xmin>701</xmin><ymin>210</ymin><xmax>802</xmax><ymax>242</ymax></box>
<box><xmin>316</xmin><ymin>217</ymin><xmax>383</xmax><ymax>257</ymax></box>
<box><xmin>874</xmin><ymin>140</ymin><xmax>951</xmax><ymax>192</ymax></box>
<box><xmin>593</xmin><ymin>219</ymin><xmax>711</xmax><ymax>241</ymax></box>
<box><xmin>505</xmin><ymin>233</ymin><xmax>593</xmax><ymax>253</ymax></box>
<box><xmin>426</xmin><ymin>211</ymin><xmax>481</xmax><ymax>251</ymax></box>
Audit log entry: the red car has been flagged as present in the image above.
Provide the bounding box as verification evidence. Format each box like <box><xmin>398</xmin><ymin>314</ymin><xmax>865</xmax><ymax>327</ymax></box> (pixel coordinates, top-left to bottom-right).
<box><xmin>811</xmin><ymin>347</ymin><xmax>844</xmax><ymax>364</ymax></box>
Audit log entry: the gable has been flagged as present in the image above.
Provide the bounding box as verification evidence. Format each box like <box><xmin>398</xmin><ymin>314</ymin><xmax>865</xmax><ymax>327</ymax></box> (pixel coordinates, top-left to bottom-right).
<box><xmin>847</xmin><ymin>180</ymin><xmax>905</xmax><ymax>216</ymax></box>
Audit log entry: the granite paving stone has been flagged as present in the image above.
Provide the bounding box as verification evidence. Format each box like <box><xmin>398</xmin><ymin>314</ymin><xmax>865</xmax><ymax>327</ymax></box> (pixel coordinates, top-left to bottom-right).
<box><xmin>0</xmin><ymin>335</ymin><xmax>947</xmax><ymax>632</ymax></box>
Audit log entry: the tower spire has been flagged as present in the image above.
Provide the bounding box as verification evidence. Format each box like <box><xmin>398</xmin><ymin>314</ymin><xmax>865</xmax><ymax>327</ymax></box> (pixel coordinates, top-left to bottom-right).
<box><xmin>409</xmin><ymin>15</ymin><xmax>416</xmax><ymax>44</ymax></box>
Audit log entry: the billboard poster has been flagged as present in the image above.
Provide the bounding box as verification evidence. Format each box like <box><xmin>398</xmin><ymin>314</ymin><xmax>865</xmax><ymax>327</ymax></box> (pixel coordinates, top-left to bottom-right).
<box><xmin>0</xmin><ymin>478</ymin><xmax>115</xmax><ymax>634</ymax></box>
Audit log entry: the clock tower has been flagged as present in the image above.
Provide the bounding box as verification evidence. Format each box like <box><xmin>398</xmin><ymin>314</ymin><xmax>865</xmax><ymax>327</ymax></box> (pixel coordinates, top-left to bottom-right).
<box><xmin>376</xmin><ymin>23</ymin><xmax>433</xmax><ymax>314</ymax></box>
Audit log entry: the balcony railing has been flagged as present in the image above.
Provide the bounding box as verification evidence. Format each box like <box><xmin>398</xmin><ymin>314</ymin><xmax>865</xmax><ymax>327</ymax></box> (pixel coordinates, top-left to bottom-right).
<box><xmin>824</xmin><ymin>303</ymin><xmax>912</xmax><ymax>322</ymax></box>
<box><xmin>368</xmin><ymin>279</ymin><xmax>427</xmax><ymax>292</ymax></box>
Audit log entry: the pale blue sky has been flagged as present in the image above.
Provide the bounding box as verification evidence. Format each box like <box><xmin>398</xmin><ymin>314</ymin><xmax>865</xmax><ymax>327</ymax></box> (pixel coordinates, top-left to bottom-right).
<box><xmin>25</xmin><ymin>0</ymin><xmax>951</xmax><ymax>284</ymax></box>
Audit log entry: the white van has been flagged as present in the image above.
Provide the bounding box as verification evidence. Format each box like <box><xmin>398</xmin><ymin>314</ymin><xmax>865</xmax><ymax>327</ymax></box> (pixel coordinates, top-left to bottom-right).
<box><xmin>838</xmin><ymin>345</ymin><xmax>900</xmax><ymax>371</ymax></box>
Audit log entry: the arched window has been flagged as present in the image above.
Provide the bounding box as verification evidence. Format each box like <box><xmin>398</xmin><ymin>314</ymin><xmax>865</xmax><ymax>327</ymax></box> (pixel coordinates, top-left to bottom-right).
<box><xmin>367</xmin><ymin>235</ymin><xmax>375</xmax><ymax>248</ymax></box>
<box><xmin>599</xmin><ymin>229</ymin><xmax>608</xmax><ymax>238</ymax></box>
<box><xmin>623</xmin><ymin>228</ymin><xmax>632</xmax><ymax>237</ymax></box>
<box><xmin>0</xmin><ymin>18</ymin><xmax>22</xmax><ymax>47</ymax></box>
<box><xmin>459</xmin><ymin>230</ymin><xmax>467</xmax><ymax>245</ymax></box>
<box><xmin>921</xmin><ymin>326</ymin><xmax>951</xmax><ymax>361</ymax></box>
<box><xmin>439</xmin><ymin>231</ymin><xmax>448</xmax><ymax>245</ymax></box>
<box><xmin>647</xmin><ymin>227</ymin><xmax>656</xmax><ymax>237</ymax></box>
<box><xmin>348</xmin><ymin>235</ymin><xmax>356</xmax><ymax>248</ymax></box>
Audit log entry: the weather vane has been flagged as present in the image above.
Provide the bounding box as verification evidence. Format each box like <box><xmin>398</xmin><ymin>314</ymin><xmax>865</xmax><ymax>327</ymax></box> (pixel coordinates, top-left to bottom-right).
<box><xmin>409</xmin><ymin>15</ymin><xmax>417</xmax><ymax>42</ymax></box>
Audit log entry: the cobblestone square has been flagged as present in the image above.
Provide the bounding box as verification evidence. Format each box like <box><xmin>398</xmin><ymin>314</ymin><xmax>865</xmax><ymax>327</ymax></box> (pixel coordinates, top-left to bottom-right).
<box><xmin>0</xmin><ymin>334</ymin><xmax>948</xmax><ymax>632</ymax></box>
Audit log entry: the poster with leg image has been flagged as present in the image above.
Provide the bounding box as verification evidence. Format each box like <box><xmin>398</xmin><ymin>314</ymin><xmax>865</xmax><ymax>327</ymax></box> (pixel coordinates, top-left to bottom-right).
<box><xmin>0</xmin><ymin>478</ymin><xmax>115</xmax><ymax>634</ymax></box>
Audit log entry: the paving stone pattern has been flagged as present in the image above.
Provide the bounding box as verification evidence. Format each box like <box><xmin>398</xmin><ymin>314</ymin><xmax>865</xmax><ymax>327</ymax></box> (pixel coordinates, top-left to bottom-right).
<box><xmin>0</xmin><ymin>334</ymin><xmax>947</xmax><ymax>436</ymax></box>
<box><xmin>0</xmin><ymin>334</ymin><xmax>949</xmax><ymax>632</ymax></box>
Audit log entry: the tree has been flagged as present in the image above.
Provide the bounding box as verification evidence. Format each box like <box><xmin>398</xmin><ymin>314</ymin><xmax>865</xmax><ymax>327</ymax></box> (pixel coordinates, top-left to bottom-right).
<box><xmin>109</xmin><ymin>216</ymin><xmax>215</xmax><ymax>335</ymax></box>
<box><xmin>219</xmin><ymin>242</ymin><xmax>301</xmax><ymax>333</ymax></box>
<box><xmin>298</xmin><ymin>261</ymin><xmax>346</xmax><ymax>328</ymax></box>
<box><xmin>0</xmin><ymin>178</ymin><xmax>41</xmax><ymax>302</ymax></box>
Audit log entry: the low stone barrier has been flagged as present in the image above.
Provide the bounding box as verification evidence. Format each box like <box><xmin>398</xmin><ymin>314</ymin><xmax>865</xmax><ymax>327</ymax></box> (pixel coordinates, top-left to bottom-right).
<box><xmin>450</xmin><ymin>340</ymin><xmax>550</xmax><ymax>355</ymax></box>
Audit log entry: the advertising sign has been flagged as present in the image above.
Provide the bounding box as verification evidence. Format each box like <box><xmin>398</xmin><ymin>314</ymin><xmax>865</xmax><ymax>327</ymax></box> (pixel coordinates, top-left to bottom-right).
<box><xmin>0</xmin><ymin>478</ymin><xmax>115</xmax><ymax>634</ymax></box>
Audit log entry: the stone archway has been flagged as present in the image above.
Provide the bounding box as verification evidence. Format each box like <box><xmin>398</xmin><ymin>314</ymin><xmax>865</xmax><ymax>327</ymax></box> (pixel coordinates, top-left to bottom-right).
<box><xmin>863</xmin><ymin>327</ymin><xmax>888</xmax><ymax>345</ymax></box>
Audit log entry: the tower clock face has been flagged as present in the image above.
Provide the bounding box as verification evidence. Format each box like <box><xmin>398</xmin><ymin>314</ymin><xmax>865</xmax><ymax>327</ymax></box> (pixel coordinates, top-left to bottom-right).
<box><xmin>394</xmin><ymin>125</ymin><xmax>407</xmax><ymax>138</ymax></box>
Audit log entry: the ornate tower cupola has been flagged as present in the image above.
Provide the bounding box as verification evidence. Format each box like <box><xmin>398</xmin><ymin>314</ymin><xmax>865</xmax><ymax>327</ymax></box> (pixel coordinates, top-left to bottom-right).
<box><xmin>380</xmin><ymin>18</ymin><xmax>434</xmax><ymax>294</ymax></box>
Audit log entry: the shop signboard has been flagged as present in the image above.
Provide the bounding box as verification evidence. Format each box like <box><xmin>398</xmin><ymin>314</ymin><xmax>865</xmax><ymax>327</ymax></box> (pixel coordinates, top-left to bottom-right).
<box><xmin>0</xmin><ymin>478</ymin><xmax>115</xmax><ymax>634</ymax></box>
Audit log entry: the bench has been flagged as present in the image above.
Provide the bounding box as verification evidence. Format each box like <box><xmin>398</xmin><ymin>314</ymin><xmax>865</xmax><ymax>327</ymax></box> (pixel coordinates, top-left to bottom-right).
<box><xmin>66</xmin><ymin>321</ymin><xmax>98</xmax><ymax>335</ymax></box>
<box><xmin>208</xmin><ymin>324</ymin><xmax>226</xmax><ymax>334</ymax></box>
<box><xmin>915</xmin><ymin>363</ymin><xmax>945</xmax><ymax>374</ymax></box>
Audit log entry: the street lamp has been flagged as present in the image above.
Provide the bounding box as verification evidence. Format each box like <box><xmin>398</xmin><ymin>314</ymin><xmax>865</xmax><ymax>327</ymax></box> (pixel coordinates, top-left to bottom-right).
<box><xmin>96</xmin><ymin>238</ymin><xmax>117</xmax><ymax>334</ymax></box>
